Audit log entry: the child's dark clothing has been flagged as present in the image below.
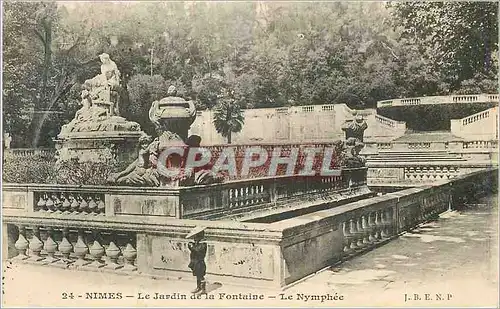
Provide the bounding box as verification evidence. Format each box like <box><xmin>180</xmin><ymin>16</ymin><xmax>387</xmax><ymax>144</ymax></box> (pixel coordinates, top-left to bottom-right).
<box><xmin>188</xmin><ymin>242</ymin><xmax>207</xmax><ymax>277</ymax></box>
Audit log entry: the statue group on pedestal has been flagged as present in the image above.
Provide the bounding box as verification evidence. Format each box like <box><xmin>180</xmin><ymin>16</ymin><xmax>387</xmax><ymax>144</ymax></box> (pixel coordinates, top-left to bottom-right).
<box><xmin>59</xmin><ymin>53</ymin><xmax>140</xmax><ymax>135</ymax></box>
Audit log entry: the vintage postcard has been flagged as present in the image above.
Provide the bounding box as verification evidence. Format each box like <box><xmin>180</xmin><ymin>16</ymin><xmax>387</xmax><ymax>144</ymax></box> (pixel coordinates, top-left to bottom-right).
<box><xmin>1</xmin><ymin>1</ymin><xmax>498</xmax><ymax>308</ymax></box>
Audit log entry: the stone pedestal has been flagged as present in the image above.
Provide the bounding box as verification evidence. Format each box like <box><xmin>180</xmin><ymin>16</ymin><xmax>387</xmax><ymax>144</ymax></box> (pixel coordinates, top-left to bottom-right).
<box><xmin>55</xmin><ymin>131</ymin><xmax>142</xmax><ymax>164</ymax></box>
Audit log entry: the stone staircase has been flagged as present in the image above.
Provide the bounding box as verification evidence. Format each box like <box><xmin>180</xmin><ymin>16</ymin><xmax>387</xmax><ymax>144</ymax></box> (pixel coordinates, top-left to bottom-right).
<box><xmin>366</xmin><ymin>151</ymin><xmax>466</xmax><ymax>163</ymax></box>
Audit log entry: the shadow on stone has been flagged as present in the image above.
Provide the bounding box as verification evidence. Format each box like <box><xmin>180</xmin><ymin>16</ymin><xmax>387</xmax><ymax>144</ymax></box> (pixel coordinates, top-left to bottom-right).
<box><xmin>206</xmin><ymin>282</ymin><xmax>223</xmax><ymax>293</ymax></box>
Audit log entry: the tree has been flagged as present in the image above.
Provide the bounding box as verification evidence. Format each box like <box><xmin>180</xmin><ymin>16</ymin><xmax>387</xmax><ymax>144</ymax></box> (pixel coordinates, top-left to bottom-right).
<box><xmin>212</xmin><ymin>90</ymin><xmax>245</xmax><ymax>144</ymax></box>
<box><xmin>390</xmin><ymin>2</ymin><xmax>498</xmax><ymax>91</ymax></box>
<box><xmin>125</xmin><ymin>74</ymin><xmax>169</xmax><ymax>136</ymax></box>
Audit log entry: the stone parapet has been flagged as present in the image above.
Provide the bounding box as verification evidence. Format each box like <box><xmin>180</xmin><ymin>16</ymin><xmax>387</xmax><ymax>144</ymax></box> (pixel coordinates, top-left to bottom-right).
<box><xmin>377</xmin><ymin>93</ymin><xmax>499</xmax><ymax>108</ymax></box>
<box><xmin>2</xmin><ymin>168</ymin><xmax>368</xmax><ymax>220</ymax></box>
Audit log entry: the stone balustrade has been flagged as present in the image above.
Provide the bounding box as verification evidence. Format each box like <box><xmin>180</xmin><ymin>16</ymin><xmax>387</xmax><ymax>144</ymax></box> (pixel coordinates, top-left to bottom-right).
<box><xmin>9</xmin><ymin>224</ymin><xmax>137</xmax><ymax>271</ymax></box>
<box><xmin>34</xmin><ymin>192</ymin><xmax>106</xmax><ymax>215</ymax></box>
<box><xmin>403</xmin><ymin>165</ymin><xmax>459</xmax><ymax>181</ymax></box>
<box><xmin>362</xmin><ymin>139</ymin><xmax>498</xmax><ymax>156</ymax></box>
<box><xmin>377</xmin><ymin>93</ymin><xmax>499</xmax><ymax>108</ymax></box>
<box><xmin>461</xmin><ymin>109</ymin><xmax>492</xmax><ymax>126</ymax></box>
<box><xmin>179</xmin><ymin>168</ymin><xmax>367</xmax><ymax>220</ymax></box>
<box><xmin>462</xmin><ymin>140</ymin><xmax>498</xmax><ymax>149</ymax></box>
<box><xmin>3</xmin><ymin>168</ymin><xmax>368</xmax><ymax>221</ymax></box>
<box><xmin>3</xmin><ymin>168</ymin><xmax>497</xmax><ymax>288</ymax></box>
<box><xmin>374</xmin><ymin>114</ymin><xmax>406</xmax><ymax>128</ymax></box>
<box><xmin>407</xmin><ymin>142</ymin><xmax>431</xmax><ymax>149</ymax></box>
<box><xmin>450</xmin><ymin>107</ymin><xmax>498</xmax><ymax>140</ymax></box>
<box><xmin>6</xmin><ymin>148</ymin><xmax>55</xmax><ymax>158</ymax></box>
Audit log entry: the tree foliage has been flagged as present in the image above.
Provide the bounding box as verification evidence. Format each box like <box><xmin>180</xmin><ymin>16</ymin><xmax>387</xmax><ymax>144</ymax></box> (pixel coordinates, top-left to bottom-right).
<box><xmin>390</xmin><ymin>2</ymin><xmax>498</xmax><ymax>91</ymax></box>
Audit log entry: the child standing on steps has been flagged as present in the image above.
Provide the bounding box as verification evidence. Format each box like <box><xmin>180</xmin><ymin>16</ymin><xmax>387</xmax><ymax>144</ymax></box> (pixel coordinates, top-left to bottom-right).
<box><xmin>186</xmin><ymin>226</ymin><xmax>207</xmax><ymax>295</ymax></box>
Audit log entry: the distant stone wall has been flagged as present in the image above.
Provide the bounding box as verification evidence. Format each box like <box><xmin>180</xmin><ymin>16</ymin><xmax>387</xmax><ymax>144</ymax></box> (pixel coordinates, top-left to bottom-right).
<box><xmin>189</xmin><ymin>104</ymin><xmax>404</xmax><ymax>144</ymax></box>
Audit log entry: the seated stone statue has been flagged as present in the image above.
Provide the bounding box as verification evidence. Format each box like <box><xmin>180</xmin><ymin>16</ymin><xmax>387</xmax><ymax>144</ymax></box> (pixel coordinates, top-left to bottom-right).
<box><xmin>83</xmin><ymin>53</ymin><xmax>121</xmax><ymax>116</ymax></box>
<box><xmin>107</xmin><ymin>133</ymin><xmax>160</xmax><ymax>186</ymax></box>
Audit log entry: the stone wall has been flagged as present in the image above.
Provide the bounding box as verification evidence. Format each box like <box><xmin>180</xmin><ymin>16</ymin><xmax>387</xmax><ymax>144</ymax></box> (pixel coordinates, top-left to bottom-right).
<box><xmin>189</xmin><ymin>104</ymin><xmax>401</xmax><ymax>144</ymax></box>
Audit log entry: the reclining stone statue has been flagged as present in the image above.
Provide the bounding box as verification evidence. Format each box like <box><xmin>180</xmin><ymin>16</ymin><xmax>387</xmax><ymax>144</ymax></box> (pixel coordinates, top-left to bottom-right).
<box><xmin>107</xmin><ymin>133</ymin><xmax>160</xmax><ymax>186</ymax></box>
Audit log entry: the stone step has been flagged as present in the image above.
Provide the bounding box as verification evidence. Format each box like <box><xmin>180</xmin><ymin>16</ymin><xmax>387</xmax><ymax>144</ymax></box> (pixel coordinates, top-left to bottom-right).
<box><xmin>376</xmin><ymin>151</ymin><xmax>454</xmax><ymax>155</ymax></box>
<box><xmin>367</xmin><ymin>153</ymin><xmax>464</xmax><ymax>158</ymax></box>
<box><xmin>368</xmin><ymin>159</ymin><xmax>464</xmax><ymax>162</ymax></box>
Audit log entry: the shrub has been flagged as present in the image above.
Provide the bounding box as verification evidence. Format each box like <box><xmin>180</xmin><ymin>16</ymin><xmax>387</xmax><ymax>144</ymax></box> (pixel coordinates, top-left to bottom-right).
<box><xmin>2</xmin><ymin>152</ymin><xmax>57</xmax><ymax>183</ymax></box>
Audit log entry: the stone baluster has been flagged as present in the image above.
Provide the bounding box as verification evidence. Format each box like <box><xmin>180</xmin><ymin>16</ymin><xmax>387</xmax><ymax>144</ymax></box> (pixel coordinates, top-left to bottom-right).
<box><xmin>361</xmin><ymin>215</ymin><xmax>370</xmax><ymax>245</ymax></box>
<box><xmin>97</xmin><ymin>196</ymin><xmax>105</xmax><ymax>215</ymax></box>
<box><xmin>61</xmin><ymin>194</ymin><xmax>71</xmax><ymax>214</ymax></box>
<box><xmin>105</xmin><ymin>240</ymin><xmax>123</xmax><ymax>270</ymax></box>
<box><xmin>70</xmin><ymin>195</ymin><xmax>79</xmax><ymax>214</ymax></box>
<box><xmin>53</xmin><ymin>195</ymin><xmax>63</xmax><ymax>214</ymax></box>
<box><xmin>46</xmin><ymin>195</ymin><xmax>55</xmax><ymax>213</ymax></box>
<box><xmin>368</xmin><ymin>212</ymin><xmax>376</xmax><ymax>243</ymax></box>
<box><xmin>54</xmin><ymin>228</ymin><xmax>74</xmax><ymax>268</ymax></box>
<box><xmin>234</xmin><ymin>189</ymin><xmax>240</xmax><ymax>207</ymax></box>
<box><xmin>88</xmin><ymin>231</ymin><xmax>105</xmax><ymax>268</ymax></box>
<box><xmin>73</xmin><ymin>229</ymin><xmax>90</xmax><ymax>267</ymax></box>
<box><xmin>374</xmin><ymin>210</ymin><xmax>382</xmax><ymax>240</ymax></box>
<box><xmin>79</xmin><ymin>195</ymin><xmax>89</xmax><ymax>214</ymax></box>
<box><xmin>342</xmin><ymin>221</ymin><xmax>352</xmax><ymax>255</ymax></box>
<box><xmin>88</xmin><ymin>197</ymin><xmax>98</xmax><ymax>215</ymax></box>
<box><xmin>355</xmin><ymin>217</ymin><xmax>364</xmax><ymax>248</ymax></box>
<box><xmin>380</xmin><ymin>210</ymin><xmax>389</xmax><ymax>238</ymax></box>
<box><xmin>349</xmin><ymin>219</ymin><xmax>358</xmax><ymax>251</ymax></box>
<box><xmin>42</xmin><ymin>227</ymin><xmax>59</xmax><ymax>264</ymax></box>
<box><xmin>121</xmin><ymin>240</ymin><xmax>137</xmax><ymax>271</ymax></box>
<box><xmin>28</xmin><ymin>226</ymin><xmax>44</xmax><ymax>262</ymax></box>
<box><xmin>13</xmin><ymin>225</ymin><xmax>29</xmax><ymax>260</ymax></box>
<box><xmin>245</xmin><ymin>187</ymin><xmax>250</xmax><ymax>205</ymax></box>
<box><xmin>36</xmin><ymin>195</ymin><xmax>46</xmax><ymax>212</ymax></box>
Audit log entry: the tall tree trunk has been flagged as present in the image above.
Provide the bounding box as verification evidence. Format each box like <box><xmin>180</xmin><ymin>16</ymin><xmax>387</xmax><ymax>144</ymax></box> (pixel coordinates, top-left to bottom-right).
<box><xmin>32</xmin><ymin>20</ymin><xmax>52</xmax><ymax>147</ymax></box>
<box><xmin>227</xmin><ymin>131</ymin><xmax>232</xmax><ymax>144</ymax></box>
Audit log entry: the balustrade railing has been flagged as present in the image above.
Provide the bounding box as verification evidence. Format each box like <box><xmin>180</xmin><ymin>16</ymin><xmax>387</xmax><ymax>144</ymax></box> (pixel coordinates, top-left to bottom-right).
<box><xmin>376</xmin><ymin>143</ymin><xmax>393</xmax><ymax>150</ymax></box>
<box><xmin>408</xmin><ymin>142</ymin><xmax>431</xmax><ymax>149</ymax></box>
<box><xmin>34</xmin><ymin>192</ymin><xmax>105</xmax><ymax>215</ymax></box>
<box><xmin>374</xmin><ymin>114</ymin><xmax>406</xmax><ymax>129</ymax></box>
<box><xmin>462</xmin><ymin>109</ymin><xmax>492</xmax><ymax>126</ymax></box>
<box><xmin>463</xmin><ymin>140</ymin><xmax>498</xmax><ymax>149</ymax></box>
<box><xmin>401</xmin><ymin>98</ymin><xmax>421</xmax><ymax>105</ymax></box>
<box><xmin>404</xmin><ymin>166</ymin><xmax>459</xmax><ymax>181</ymax></box>
<box><xmin>341</xmin><ymin>206</ymin><xmax>395</xmax><ymax>257</ymax></box>
<box><xmin>377</xmin><ymin>94</ymin><xmax>499</xmax><ymax>108</ymax></box>
<box><xmin>10</xmin><ymin>224</ymin><xmax>137</xmax><ymax>271</ymax></box>
<box><xmin>4</xmin><ymin>168</ymin><xmax>368</xmax><ymax>220</ymax></box>
<box><xmin>180</xmin><ymin>168</ymin><xmax>368</xmax><ymax>219</ymax></box>
<box><xmin>6</xmin><ymin>148</ymin><xmax>56</xmax><ymax>158</ymax></box>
